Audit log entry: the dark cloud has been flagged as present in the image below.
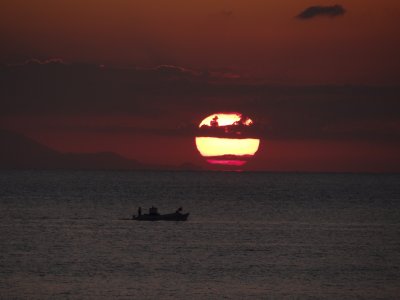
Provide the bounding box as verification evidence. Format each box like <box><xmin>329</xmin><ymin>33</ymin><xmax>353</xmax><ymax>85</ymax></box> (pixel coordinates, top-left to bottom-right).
<box><xmin>1</xmin><ymin>60</ymin><xmax>399</xmax><ymax>143</ymax></box>
<box><xmin>197</xmin><ymin>115</ymin><xmax>262</xmax><ymax>139</ymax></box>
<box><xmin>297</xmin><ymin>5</ymin><xmax>346</xmax><ymax>19</ymax></box>
<box><xmin>35</xmin><ymin>123</ymin><xmax>200</xmax><ymax>138</ymax></box>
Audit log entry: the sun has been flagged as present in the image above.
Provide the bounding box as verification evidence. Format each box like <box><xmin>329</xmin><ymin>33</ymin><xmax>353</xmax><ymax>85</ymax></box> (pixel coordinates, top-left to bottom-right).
<box><xmin>195</xmin><ymin>112</ymin><xmax>260</xmax><ymax>166</ymax></box>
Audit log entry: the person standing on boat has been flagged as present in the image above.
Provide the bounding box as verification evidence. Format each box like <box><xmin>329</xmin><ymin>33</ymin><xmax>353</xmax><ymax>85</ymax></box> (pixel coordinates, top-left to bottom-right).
<box><xmin>138</xmin><ymin>206</ymin><xmax>142</xmax><ymax>217</ymax></box>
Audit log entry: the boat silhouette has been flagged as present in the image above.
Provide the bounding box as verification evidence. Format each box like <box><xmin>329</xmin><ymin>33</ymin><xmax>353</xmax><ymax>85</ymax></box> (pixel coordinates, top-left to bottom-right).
<box><xmin>133</xmin><ymin>206</ymin><xmax>189</xmax><ymax>221</ymax></box>
<box><xmin>132</xmin><ymin>212</ymin><xmax>189</xmax><ymax>221</ymax></box>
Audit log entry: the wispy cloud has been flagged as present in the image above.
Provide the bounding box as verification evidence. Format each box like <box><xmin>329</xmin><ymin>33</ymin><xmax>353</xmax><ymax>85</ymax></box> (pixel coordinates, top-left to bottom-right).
<box><xmin>8</xmin><ymin>58</ymin><xmax>67</xmax><ymax>66</ymax></box>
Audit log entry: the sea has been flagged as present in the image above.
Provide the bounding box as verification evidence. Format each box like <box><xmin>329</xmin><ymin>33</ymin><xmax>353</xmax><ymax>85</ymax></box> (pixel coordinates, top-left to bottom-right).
<box><xmin>0</xmin><ymin>170</ymin><xmax>399</xmax><ymax>299</ymax></box>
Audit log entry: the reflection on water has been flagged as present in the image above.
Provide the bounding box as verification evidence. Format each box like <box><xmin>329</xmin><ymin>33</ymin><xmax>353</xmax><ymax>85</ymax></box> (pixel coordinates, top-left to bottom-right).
<box><xmin>0</xmin><ymin>171</ymin><xmax>399</xmax><ymax>299</ymax></box>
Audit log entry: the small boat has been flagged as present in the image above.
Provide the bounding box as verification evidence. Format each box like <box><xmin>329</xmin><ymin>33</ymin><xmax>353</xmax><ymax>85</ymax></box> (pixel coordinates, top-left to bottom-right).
<box><xmin>132</xmin><ymin>212</ymin><xmax>189</xmax><ymax>221</ymax></box>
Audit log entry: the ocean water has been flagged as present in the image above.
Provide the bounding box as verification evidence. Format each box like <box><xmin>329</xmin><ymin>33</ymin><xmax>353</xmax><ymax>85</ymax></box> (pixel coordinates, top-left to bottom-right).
<box><xmin>0</xmin><ymin>171</ymin><xmax>399</xmax><ymax>299</ymax></box>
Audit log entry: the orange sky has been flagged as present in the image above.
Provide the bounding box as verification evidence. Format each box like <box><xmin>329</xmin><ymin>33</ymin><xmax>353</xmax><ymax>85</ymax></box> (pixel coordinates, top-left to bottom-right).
<box><xmin>1</xmin><ymin>1</ymin><xmax>400</xmax><ymax>171</ymax></box>
<box><xmin>1</xmin><ymin>0</ymin><xmax>400</xmax><ymax>84</ymax></box>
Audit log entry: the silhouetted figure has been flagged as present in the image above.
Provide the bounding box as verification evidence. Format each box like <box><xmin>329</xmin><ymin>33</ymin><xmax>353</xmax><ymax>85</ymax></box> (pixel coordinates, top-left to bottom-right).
<box><xmin>176</xmin><ymin>207</ymin><xmax>183</xmax><ymax>214</ymax></box>
<box><xmin>210</xmin><ymin>116</ymin><xmax>219</xmax><ymax>127</ymax></box>
<box><xmin>138</xmin><ymin>206</ymin><xmax>142</xmax><ymax>216</ymax></box>
<box><xmin>149</xmin><ymin>206</ymin><xmax>159</xmax><ymax>215</ymax></box>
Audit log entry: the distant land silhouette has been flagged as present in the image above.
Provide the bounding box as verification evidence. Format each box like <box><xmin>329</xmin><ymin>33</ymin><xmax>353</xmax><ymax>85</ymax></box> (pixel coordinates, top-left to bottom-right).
<box><xmin>0</xmin><ymin>130</ymin><xmax>201</xmax><ymax>171</ymax></box>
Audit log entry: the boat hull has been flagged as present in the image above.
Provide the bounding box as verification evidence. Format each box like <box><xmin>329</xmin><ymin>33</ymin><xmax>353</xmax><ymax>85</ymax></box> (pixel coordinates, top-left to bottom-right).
<box><xmin>133</xmin><ymin>212</ymin><xmax>189</xmax><ymax>221</ymax></box>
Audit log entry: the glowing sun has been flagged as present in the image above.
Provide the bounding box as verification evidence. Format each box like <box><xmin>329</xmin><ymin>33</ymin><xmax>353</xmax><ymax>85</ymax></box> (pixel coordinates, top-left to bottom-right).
<box><xmin>195</xmin><ymin>112</ymin><xmax>260</xmax><ymax>166</ymax></box>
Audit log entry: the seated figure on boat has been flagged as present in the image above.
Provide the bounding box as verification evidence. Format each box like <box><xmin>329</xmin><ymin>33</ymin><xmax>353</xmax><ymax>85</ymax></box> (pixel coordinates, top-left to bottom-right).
<box><xmin>175</xmin><ymin>207</ymin><xmax>183</xmax><ymax>214</ymax></box>
<box><xmin>149</xmin><ymin>206</ymin><xmax>159</xmax><ymax>216</ymax></box>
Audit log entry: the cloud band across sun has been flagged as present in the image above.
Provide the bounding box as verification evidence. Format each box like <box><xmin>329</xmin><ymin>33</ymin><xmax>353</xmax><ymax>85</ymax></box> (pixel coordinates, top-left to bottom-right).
<box><xmin>195</xmin><ymin>113</ymin><xmax>260</xmax><ymax>167</ymax></box>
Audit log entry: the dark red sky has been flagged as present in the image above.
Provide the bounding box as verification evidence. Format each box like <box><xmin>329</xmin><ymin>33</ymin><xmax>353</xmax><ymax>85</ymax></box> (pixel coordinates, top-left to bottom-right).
<box><xmin>1</xmin><ymin>0</ymin><xmax>400</xmax><ymax>171</ymax></box>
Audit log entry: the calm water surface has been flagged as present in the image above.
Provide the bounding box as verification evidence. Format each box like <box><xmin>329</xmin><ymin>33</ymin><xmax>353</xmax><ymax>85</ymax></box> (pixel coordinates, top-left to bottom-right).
<box><xmin>0</xmin><ymin>171</ymin><xmax>399</xmax><ymax>299</ymax></box>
